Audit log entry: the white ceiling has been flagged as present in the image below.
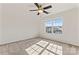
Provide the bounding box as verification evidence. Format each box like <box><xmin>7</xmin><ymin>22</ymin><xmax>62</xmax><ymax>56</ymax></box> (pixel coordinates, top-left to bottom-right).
<box><xmin>22</xmin><ymin>3</ymin><xmax>79</xmax><ymax>17</ymax></box>
<box><xmin>2</xmin><ymin>3</ymin><xmax>79</xmax><ymax>18</ymax></box>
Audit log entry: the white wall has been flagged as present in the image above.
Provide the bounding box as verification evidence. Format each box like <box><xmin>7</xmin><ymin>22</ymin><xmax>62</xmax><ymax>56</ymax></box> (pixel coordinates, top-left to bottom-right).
<box><xmin>0</xmin><ymin>4</ymin><xmax>2</xmax><ymax>41</ymax></box>
<box><xmin>0</xmin><ymin>4</ymin><xmax>40</xmax><ymax>45</ymax></box>
<box><xmin>78</xmin><ymin>8</ymin><xmax>79</xmax><ymax>42</ymax></box>
<box><xmin>40</xmin><ymin>8</ymin><xmax>79</xmax><ymax>46</ymax></box>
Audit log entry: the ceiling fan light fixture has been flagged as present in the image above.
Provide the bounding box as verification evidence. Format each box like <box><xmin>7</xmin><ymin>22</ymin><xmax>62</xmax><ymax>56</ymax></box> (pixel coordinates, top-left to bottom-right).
<box><xmin>29</xmin><ymin>3</ymin><xmax>52</xmax><ymax>15</ymax></box>
<box><xmin>38</xmin><ymin>10</ymin><xmax>43</xmax><ymax>13</ymax></box>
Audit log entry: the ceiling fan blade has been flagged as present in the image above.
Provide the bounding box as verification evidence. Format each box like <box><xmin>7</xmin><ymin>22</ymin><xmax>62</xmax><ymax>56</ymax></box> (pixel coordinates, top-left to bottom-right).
<box><xmin>43</xmin><ymin>11</ymin><xmax>49</xmax><ymax>14</ymax></box>
<box><xmin>37</xmin><ymin>12</ymin><xmax>40</xmax><ymax>15</ymax></box>
<box><xmin>43</xmin><ymin>5</ymin><xmax>52</xmax><ymax>10</ymax></box>
<box><xmin>34</xmin><ymin>3</ymin><xmax>39</xmax><ymax>8</ymax></box>
<box><xmin>29</xmin><ymin>10</ymin><xmax>37</xmax><ymax>11</ymax></box>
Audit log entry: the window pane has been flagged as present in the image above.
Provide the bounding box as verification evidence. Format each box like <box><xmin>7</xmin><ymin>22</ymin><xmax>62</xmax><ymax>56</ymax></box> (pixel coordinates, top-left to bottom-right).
<box><xmin>46</xmin><ymin>27</ymin><xmax>52</xmax><ymax>33</ymax></box>
<box><xmin>53</xmin><ymin>17</ymin><xmax>63</xmax><ymax>26</ymax></box>
<box><xmin>45</xmin><ymin>20</ymin><xmax>53</xmax><ymax>27</ymax></box>
<box><xmin>53</xmin><ymin>17</ymin><xmax>63</xmax><ymax>34</ymax></box>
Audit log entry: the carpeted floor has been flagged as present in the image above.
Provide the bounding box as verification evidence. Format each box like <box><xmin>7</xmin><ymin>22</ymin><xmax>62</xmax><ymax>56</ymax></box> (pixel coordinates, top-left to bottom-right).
<box><xmin>0</xmin><ymin>37</ymin><xmax>79</xmax><ymax>55</ymax></box>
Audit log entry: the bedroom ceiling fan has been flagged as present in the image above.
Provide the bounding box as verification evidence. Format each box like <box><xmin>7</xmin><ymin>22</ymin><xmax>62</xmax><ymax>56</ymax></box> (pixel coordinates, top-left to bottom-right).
<box><xmin>29</xmin><ymin>3</ymin><xmax>52</xmax><ymax>15</ymax></box>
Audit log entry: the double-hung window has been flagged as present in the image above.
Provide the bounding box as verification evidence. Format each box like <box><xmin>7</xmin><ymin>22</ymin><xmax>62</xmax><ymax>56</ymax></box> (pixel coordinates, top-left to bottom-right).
<box><xmin>45</xmin><ymin>20</ymin><xmax>53</xmax><ymax>33</ymax></box>
<box><xmin>45</xmin><ymin>17</ymin><xmax>63</xmax><ymax>34</ymax></box>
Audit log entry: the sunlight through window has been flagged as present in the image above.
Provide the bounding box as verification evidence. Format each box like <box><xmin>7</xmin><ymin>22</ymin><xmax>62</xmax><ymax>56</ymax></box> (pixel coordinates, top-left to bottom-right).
<box><xmin>25</xmin><ymin>40</ymin><xmax>63</xmax><ymax>55</ymax></box>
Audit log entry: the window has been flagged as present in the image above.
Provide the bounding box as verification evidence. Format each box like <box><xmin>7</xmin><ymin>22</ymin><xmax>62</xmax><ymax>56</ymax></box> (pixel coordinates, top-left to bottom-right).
<box><xmin>45</xmin><ymin>17</ymin><xmax>63</xmax><ymax>34</ymax></box>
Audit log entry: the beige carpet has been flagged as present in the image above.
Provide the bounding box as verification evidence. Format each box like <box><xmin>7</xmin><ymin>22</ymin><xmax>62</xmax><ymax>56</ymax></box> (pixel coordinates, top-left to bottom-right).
<box><xmin>0</xmin><ymin>38</ymin><xmax>79</xmax><ymax>55</ymax></box>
